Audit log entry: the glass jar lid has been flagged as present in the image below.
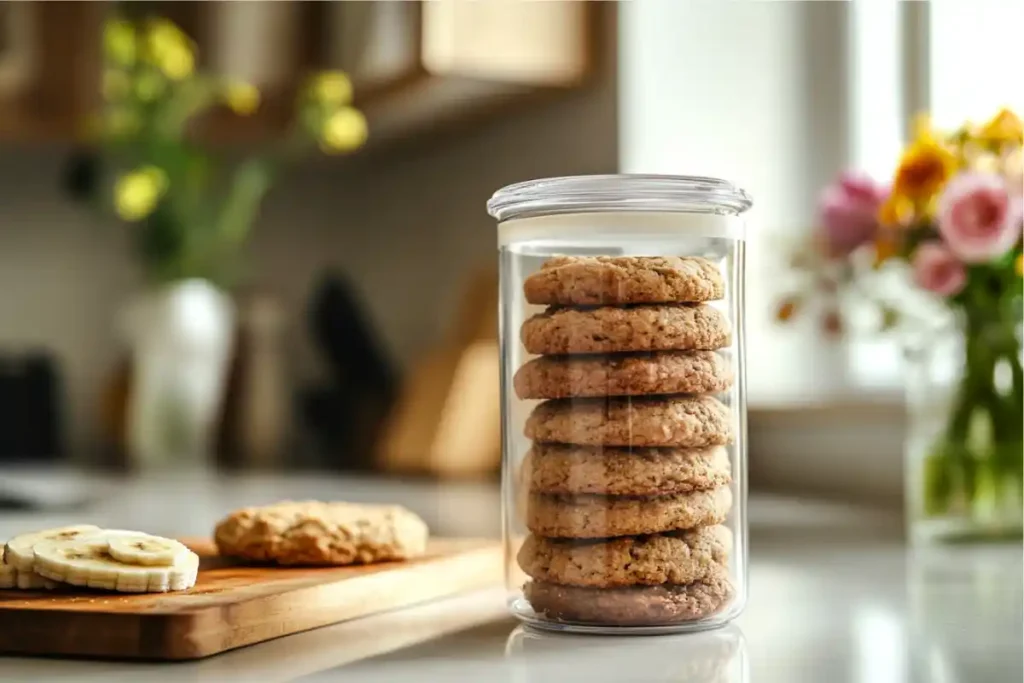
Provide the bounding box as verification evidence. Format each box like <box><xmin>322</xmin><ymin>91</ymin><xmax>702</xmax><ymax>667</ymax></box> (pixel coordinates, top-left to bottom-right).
<box><xmin>487</xmin><ymin>174</ymin><xmax>753</xmax><ymax>222</ymax></box>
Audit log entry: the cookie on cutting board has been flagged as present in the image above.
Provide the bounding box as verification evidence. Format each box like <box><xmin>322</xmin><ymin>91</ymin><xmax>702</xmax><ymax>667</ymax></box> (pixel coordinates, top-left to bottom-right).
<box><xmin>214</xmin><ymin>500</ymin><xmax>429</xmax><ymax>566</ymax></box>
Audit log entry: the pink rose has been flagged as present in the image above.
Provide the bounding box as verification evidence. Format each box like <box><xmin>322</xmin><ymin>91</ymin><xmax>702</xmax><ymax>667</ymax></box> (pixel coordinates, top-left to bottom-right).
<box><xmin>818</xmin><ymin>172</ymin><xmax>887</xmax><ymax>255</ymax></box>
<box><xmin>912</xmin><ymin>242</ymin><xmax>967</xmax><ymax>297</ymax></box>
<box><xmin>937</xmin><ymin>172</ymin><xmax>1020</xmax><ymax>263</ymax></box>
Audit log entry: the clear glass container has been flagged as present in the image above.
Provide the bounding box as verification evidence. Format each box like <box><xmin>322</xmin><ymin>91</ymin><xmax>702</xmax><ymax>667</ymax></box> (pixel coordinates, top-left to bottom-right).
<box><xmin>904</xmin><ymin>316</ymin><xmax>1023</xmax><ymax>545</ymax></box>
<box><xmin>488</xmin><ymin>175</ymin><xmax>752</xmax><ymax>634</ymax></box>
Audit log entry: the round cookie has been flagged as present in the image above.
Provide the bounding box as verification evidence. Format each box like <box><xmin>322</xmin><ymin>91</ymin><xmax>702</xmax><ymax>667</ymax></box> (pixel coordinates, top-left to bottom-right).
<box><xmin>523</xmin><ymin>255</ymin><xmax>725</xmax><ymax>306</ymax></box>
<box><xmin>520</xmin><ymin>304</ymin><xmax>731</xmax><ymax>355</ymax></box>
<box><xmin>517</xmin><ymin>525</ymin><xmax>731</xmax><ymax>587</ymax></box>
<box><xmin>524</xmin><ymin>569</ymin><xmax>734</xmax><ymax>626</ymax></box>
<box><xmin>513</xmin><ymin>350</ymin><xmax>733</xmax><ymax>399</ymax></box>
<box><xmin>524</xmin><ymin>395</ymin><xmax>733</xmax><ymax>448</ymax></box>
<box><xmin>524</xmin><ymin>444</ymin><xmax>731</xmax><ymax>496</ymax></box>
<box><xmin>214</xmin><ymin>500</ymin><xmax>429</xmax><ymax>566</ymax></box>
<box><xmin>526</xmin><ymin>486</ymin><xmax>732</xmax><ymax>538</ymax></box>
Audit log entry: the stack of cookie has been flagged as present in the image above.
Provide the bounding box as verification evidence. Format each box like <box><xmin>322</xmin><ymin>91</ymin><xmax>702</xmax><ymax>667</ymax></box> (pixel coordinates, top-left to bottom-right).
<box><xmin>513</xmin><ymin>255</ymin><xmax>736</xmax><ymax>627</ymax></box>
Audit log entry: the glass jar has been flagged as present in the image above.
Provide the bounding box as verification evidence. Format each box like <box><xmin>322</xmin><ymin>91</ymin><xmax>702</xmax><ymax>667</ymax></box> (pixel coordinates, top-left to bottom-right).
<box><xmin>904</xmin><ymin>315</ymin><xmax>1023</xmax><ymax>545</ymax></box>
<box><xmin>487</xmin><ymin>175</ymin><xmax>752</xmax><ymax>634</ymax></box>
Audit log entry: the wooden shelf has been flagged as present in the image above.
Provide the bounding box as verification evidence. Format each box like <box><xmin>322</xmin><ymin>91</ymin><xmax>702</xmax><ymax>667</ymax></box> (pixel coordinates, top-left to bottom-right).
<box><xmin>0</xmin><ymin>1</ymin><xmax>603</xmax><ymax>147</ymax></box>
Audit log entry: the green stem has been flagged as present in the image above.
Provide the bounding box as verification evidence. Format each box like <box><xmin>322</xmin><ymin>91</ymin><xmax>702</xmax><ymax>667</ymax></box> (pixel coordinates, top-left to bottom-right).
<box><xmin>927</xmin><ymin>307</ymin><xmax>1023</xmax><ymax>519</ymax></box>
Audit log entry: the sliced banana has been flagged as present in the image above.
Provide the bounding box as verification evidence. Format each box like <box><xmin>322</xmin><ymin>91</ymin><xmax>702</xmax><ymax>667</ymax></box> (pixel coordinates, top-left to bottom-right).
<box><xmin>1</xmin><ymin>549</ymin><xmax>59</xmax><ymax>590</ymax></box>
<box><xmin>0</xmin><ymin>563</ymin><xmax>14</xmax><ymax>589</ymax></box>
<box><xmin>15</xmin><ymin>570</ymin><xmax>59</xmax><ymax>590</ymax></box>
<box><xmin>33</xmin><ymin>535</ymin><xmax>199</xmax><ymax>593</ymax></box>
<box><xmin>3</xmin><ymin>525</ymin><xmax>102</xmax><ymax>571</ymax></box>
<box><xmin>107</xmin><ymin>533</ymin><xmax>190</xmax><ymax>567</ymax></box>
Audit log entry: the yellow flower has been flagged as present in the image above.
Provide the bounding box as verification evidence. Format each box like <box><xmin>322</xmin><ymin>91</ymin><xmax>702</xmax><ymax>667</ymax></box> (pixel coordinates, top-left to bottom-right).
<box><xmin>114</xmin><ymin>166</ymin><xmax>168</xmax><ymax>222</ymax></box>
<box><xmin>912</xmin><ymin>112</ymin><xmax>937</xmax><ymax>142</ymax></box>
<box><xmin>225</xmin><ymin>82</ymin><xmax>260</xmax><ymax>116</ymax></box>
<box><xmin>878</xmin><ymin>193</ymin><xmax>914</xmax><ymax>227</ymax></box>
<box><xmin>891</xmin><ymin>136</ymin><xmax>958</xmax><ymax>204</ymax></box>
<box><xmin>977</xmin><ymin>108</ymin><xmax>1023</xmax><ymax>147</ymax></box>
<box><xmin>310</xmin><ymin>72</ymin><xmax>353</xmax><ymax>106</ymax></box>
<box><xmin>145</xmin><ymin>18</ymin><xmax>195</xmax><ymax>81</ymax></box>
<box><xmin>146</xmin><ymin>18</ymin><xmax>189</xmax><ymax>56</ymax></box>
<box><xmin>1016</xmin><ymin>254</ymin><xmax>1023</xmax><ymax>277</ymax></box>
<box><xmin>156</xmin><ymin>45</ymin><xmax>194</xmax><ymax>81</ymax></box>
<box><xmin>320</xmin><ymin>107</ymin><xmax>368</xmax><ymax>153</ymax></box>
<box><xmin>102</xmin><ymin>69</ymin><xmax>131</xmax><ymax>101</ymax></box>
<box><xmin>104</xmin><ymin>19</ymin><xmax>136</xmax><ymax>66</ymax></box>
<box><xmin>873</xmin><ymin>233</ymin><xmax>900</xmax><ymax>268</ymax></box>
<box><xmin>134</xmin><ymin>71</ymin><xmax>166</xmax><ymax>102</ymax></box>
<box><xmin>104</xmin><ymin>107</ymin><xmax>141</xmax><ymax>138</ymax></box>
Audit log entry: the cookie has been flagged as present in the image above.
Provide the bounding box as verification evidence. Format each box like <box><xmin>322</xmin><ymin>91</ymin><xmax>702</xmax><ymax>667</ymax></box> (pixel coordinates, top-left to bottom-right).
<box><xmin>526</xmin><ymin>486</ymin><xmax>732</xmax><ymax>538</ymax></box>
<box><xmin>524</xmin><ymin>395</ymin><xmax>732</xmax><ymax>448</ymax></box>
<box><xmin>524</xmin><ymin>444</ymin><xmax>731</xmax><ymax>496</ymax></box>
<box><xmin>214</xmin><ymin>500</ymin><xmax>429</xmax><ymax>566</ymax></box>
<box><xmin>524</xmin><ymin>255</ymin><xmax>725</xmax><ymax>306</ymax></box>
<box><xmin>517</xmin><ymin>525</ymin><xmax>731</xmax><ymax>588</ymax></box>
<box><xmin>524</xmin><ymin>569</ymin><xmax>734</xmax><ymax>626</ymax></box>
<box><xmin>521</xmin><ymin>304</ymin><xmax>731</xmax><ymax>355</ymax></box>
<box><xmin>513</xmin><ymin>350</ymin><xmax>733</xmax><ymax>399</ymax></box>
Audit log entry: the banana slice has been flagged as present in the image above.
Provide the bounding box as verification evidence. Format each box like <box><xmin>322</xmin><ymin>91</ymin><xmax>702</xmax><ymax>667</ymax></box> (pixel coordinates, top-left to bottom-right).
<box><xmin>33</xmin><ymin>535</ymin><xmax>199</xmax><ymax>593</ymax></box>
<box><xmin>15</xmin><ymin>570</ymin><xmax>59</xmax><ymax>590</ymax></box>
<box><xmin>107</xmin><ymin>533</ymin><xmax>190</xmax><ymax>566</ymax></box>
<box><xmin>1</xmin><ymin>552</ymin><xmax>59</xmax><ymax>590</ymax></box>
<box><xmin>3</xmin><ymin>525</ymin><xmax>102</xmax><ymax>571</ymax></box>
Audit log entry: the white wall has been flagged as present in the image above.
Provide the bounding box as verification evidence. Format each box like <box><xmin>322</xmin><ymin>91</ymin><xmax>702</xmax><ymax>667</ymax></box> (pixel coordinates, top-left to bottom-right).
<box><xmin>619</xmin><ymin>0</ymin><xmax>854</xmax><ymax>403</ymax></box>
<box><xmin>619</xmin><ymin>0</ymin><xmax>906</xmax><ymax>504</ymax></box>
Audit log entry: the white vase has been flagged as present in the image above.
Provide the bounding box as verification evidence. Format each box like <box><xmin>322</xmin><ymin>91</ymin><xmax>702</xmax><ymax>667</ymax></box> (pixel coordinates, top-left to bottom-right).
<box><xmin>121</xmin><ymin>280</ymin><xmax>235</xmax><ymax>469</ymax></box>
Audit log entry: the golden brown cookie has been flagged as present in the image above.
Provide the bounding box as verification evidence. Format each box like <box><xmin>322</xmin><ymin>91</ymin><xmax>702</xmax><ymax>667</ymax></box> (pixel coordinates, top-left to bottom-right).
<box><xmin>517</xmin><ymin>525</ymin><xmax>731</xmax><ymax>587</ymax></box>
<box><xmin>524</xmin><ymin>395</ymin><xmax>733</xmax><ymax>448</ymax></box>
<box><xmin>521</xmin><ymin>304</ymin><xmax>731</xmax><ymax>355</ymax></box>
<box><xmin>513</xmin><ymin>350</ymin><xmax>733</xmax><ymax>399</ymax></box>
<box><xmin>523</xmin><ymin>444</ymin><xmax>731</xmax><ymax>496</ymax></box>
<box><xmin>523</xmin><ymin>256</ymin><xmax>725</xmax><ymax>306</ymax></box>
<box><xmin>526</xmin><ymin>486</ymin><xmax>732</xmax><ymax>538</ymax></box>
<box><xmin>214</xmin><ymin>500</ymin><xmax>429</xmax><ymax>565</ymax></box>
<box><xmin>524</xmin><ymin>568</ymin><xmax>734</xmax><ymax>626</ymax></box>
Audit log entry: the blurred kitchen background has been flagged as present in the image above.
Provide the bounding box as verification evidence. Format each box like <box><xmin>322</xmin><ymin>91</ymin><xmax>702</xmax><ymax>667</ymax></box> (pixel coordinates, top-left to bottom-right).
<box><xmin>0</xmin><ymin>1</ymin><xmax>1019</xmax><ymax>512</ymax></box>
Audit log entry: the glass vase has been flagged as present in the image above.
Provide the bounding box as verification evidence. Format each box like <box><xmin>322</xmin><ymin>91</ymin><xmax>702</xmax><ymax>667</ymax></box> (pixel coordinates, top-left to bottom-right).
<box><xmin>904</xmin><ymin>312</ymin><xmax>1023</xmax><ymax>544</ymax></box>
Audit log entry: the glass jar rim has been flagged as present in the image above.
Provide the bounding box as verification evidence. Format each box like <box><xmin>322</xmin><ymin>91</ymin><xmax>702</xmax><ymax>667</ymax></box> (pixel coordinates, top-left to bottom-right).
<box><xmin>487</xmin><ymin>174</ymin><xmax>753</xmax><ymax>222</ymax></box>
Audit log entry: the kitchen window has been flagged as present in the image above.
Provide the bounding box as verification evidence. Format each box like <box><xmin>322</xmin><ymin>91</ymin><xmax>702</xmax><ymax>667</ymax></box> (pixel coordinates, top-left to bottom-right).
<box><xmin>619</xmin><ymin>0</ymin><xmax>1023</xmax><ymax>502</ymax></box>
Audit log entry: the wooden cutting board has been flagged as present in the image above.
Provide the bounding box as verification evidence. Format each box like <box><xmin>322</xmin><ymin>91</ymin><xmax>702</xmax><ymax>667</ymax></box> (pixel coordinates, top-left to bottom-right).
<box><xmin>0</xmin><ymin>537</ymin><xmax>501</xmax><ymax>660</ymax></box>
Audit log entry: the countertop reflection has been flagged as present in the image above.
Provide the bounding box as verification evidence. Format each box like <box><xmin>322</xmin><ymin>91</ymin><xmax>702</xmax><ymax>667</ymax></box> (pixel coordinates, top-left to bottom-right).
<box><xmin>503</xmin><ymin>625</ymin><xmax>745</xmax><ymax>683</ymax></box>
<box><xmin>0</xmin><ymin>470</ymin><xmax>1020</xmax><ymax>682</ymax></box>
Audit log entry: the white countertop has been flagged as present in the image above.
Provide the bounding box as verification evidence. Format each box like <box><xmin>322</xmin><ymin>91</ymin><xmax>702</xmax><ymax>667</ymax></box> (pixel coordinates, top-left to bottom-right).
<box><xmin>0</xmin><ymin>469</ymin><xmax>1020</xmax><ymax>682</ymax></box>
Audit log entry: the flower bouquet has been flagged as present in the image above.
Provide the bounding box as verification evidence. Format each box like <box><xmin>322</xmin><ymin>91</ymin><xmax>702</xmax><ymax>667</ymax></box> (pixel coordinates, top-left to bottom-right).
<box><xmin>63</xmin><ymin>15</ymin><xmax>368</xmax><ymax>468</ymax></box>
<box><xmin>778</xmin><ymin>109</ymin><xmax>1023</xmax><ymax>542</ymax></box>
<box><xmin>66</xmin><ymin>16</ymin><xmax>367</xmax><ymax>284</ymax></box>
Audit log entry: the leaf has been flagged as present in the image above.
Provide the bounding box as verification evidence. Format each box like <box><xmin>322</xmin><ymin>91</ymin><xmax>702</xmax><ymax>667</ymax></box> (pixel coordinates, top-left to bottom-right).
<box><xmin>216</xmin><ymin>159</ymin><xmax>274</xmax><ymax>249</ymax></box>
<box><xmin>880</xmin><ymin>306</ymin><xmax>901</xmax><ymax>332</ymax></box>
<box><xmin>154</xmin><ymin>77</ymin><xmax>221</xmax><ymax>139</ymax></box>
<box><xmin>136</xmin><ymin>205</ymin><xmax>185</xmax><ymax>278</ymax></box>
<box><xmin>923</xmin><ymin>449</ymin><xmax>954</xmax><ymax>516</ymax></box>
